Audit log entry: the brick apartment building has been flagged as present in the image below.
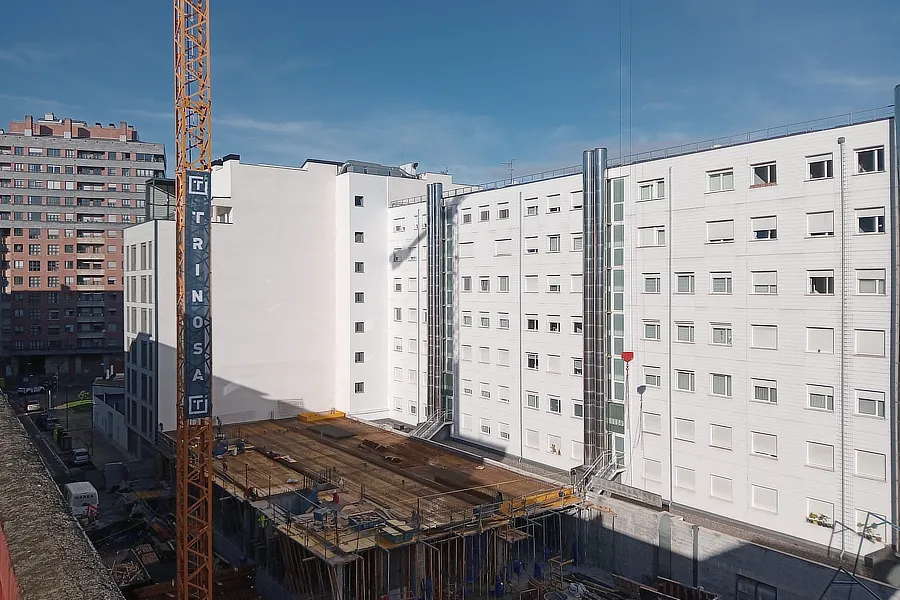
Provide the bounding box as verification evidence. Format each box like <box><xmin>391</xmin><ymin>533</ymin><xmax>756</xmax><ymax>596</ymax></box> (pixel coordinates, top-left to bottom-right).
<box><xmin>0</xmin><ymin>113</ymin><xmax>165</xmax><ymax>379</ymax></box>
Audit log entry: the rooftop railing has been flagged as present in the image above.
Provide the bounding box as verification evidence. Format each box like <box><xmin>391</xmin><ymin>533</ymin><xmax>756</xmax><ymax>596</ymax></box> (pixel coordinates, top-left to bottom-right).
<box><xmin>390</xmin><ymin>105</ymin><xmax>895</xmax><ymax>207</ymax></box>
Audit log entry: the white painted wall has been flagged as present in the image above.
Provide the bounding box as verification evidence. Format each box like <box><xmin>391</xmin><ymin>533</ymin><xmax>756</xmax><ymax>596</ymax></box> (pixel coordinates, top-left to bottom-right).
<box><xmin>608</xmin><ymin>119</ymin><xmax>894</xmax><ymax>550</ymax></box>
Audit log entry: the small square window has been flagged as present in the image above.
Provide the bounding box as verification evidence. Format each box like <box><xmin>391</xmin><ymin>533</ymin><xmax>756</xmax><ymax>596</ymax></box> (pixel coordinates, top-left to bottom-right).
<box><xmin>643</xmin><ymin>320</ymin><xmax>661</xmax><ymax>340</ymax></box>
<box><xmin>856</xmin><ymin>147</ymin><xmax>885</xmax><ymax>174</ymax></box>
<box><xmin>708</xmin><ymin>169</ymin><xmax>734</xmax><ymax>192</ymax></box>
<box><xmin>675</xmin><ymin>273</ymin><xmax>694</xmax><ymax>294</ymax></box>
<box><xmin>354</xmin><ymin>231</ymin><xmax>365</xmax><ymax>243</ymax></box>
<box><xmin>751</xmin><ymin>162</ymin><xmax>776</xmax><ymax>186</ymax></box>
<box><xmin>807</xmin><ymin>154</ymin><xmax>833</xmax><ymax>180</ymax></box>
<box><xmin>354</xmin><ymin>195</ymin><xmax>364</xmax><ymax>206</ymax></box>
<box><xmin>354</xmin><ymin>382</ymin><xmax>365</xmax><ymax>393</ymax></box>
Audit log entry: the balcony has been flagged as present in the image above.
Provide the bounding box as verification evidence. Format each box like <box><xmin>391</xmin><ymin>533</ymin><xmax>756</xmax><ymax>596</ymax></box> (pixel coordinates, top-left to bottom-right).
<box><xmin>77</xmin><ymin>236</ymin><xmax>105</xmax><ymax>245</ymax></box>
<box><xmin>76</xmin><ymin>268</ymin><xmax>104</xmax><ymax>276</ymax></box>
<box><xmin>75</xmin><ymin>283</ymin><xmax>105</xmax><ymax>292</ymax></box>
<box><xmin>76</xmin><ymin>298</ymin><xmax>105</xmax><ymax>306</ymax></box>
<box><xmin>76</xmin><ymin>330</ymin><xmax>106</xmax><ymax>339</ymax></box>
<box><xmin>77</xmin><ymin>252</ymin><xmax>105</xmax><ymax>261</ymax></box>
<box><xmin>76</xmin><ymin>314</ymin><xmax>105</xmax><ymax>323</ymax></box>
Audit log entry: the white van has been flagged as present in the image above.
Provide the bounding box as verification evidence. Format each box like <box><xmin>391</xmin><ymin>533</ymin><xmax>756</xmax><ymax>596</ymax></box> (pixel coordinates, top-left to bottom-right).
<box><xmin>63</xmin><ymin>481</ymin><xmax>99</xmax><ymax>517</ymax></box>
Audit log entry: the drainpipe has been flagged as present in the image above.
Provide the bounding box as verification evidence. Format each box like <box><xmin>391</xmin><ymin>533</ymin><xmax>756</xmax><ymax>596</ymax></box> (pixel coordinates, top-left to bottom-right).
<box><xmin>518</xmin><ymin>191</ymin><xmax>524</xmax><ymax>460</ymax></box>
<box><xmin>667</xmin><ymin>166</ymin><xmax>674</xmax><ymax>505</ymax></box>
<box><xmin>891</xmin><ymin>85</ymin><xmax>900</xmax><ymax>552</ymax></box>
<box><xmin>838</xmin><ymin>135</ymin><xmax>847</xmax><ymax>556</ymax></box>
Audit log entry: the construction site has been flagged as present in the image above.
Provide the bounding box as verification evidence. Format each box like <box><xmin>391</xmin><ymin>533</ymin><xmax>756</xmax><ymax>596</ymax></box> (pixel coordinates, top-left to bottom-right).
<box><xmin>157</xmin><ymin>411</ymin><xmax>586</xmax><ymax>600</ymax></box>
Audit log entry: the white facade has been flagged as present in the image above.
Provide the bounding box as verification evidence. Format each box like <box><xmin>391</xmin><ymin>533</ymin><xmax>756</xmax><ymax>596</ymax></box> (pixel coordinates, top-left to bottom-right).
<box><xmin>123</xmin><ymin>157</ymin><xmax>456</xmax><ymax>457</ymax></box>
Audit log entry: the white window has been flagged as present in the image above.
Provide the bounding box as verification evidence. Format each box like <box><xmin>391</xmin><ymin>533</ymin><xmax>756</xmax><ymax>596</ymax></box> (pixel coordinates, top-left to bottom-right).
<box><xmin>710</xmin><ymin>323</ymin><xmax>732</xmax><ymax>346</ymax></box>
<box><xmin>409</xmin><ymin>402</ymin><xmax>417</xmax><ymax>415</ymax></box>
<box><xmin>806</xmin><ymin>441</ymin><xmax>834</xmax><ymax>470</ymax></box>
<box><xmin>547</xmin><ymin>355</ymin><xmax>561</xmax><ymax>374</ymax></box>
<box><xmin>570</xmin><ymin>274</ymin><xmax>583</xmax><ymax>293</ymax></box>
<box><xmin>638</xmin><ymin>225</ymin><xmax>666</xmax><ymax>247</ymax></box>
<box><xmin>479</xmin><ymin>313</ymin><xmax>490</xmax><ymax>328</ymax></box>
<box><xmin>644</xmin><ymin>365</ymin><xmax>661</xmax><ymax>387</ymax></box>
<box><xmin>456</xmin><ymin>241</ymin><xmax>474</xmax><ymax>259</ymax></box>
<box><xmin>643</xmin><ymin>320</ymin><xmax>661</xmax><ymax>340</ymax></box>
<box><xmin>572</xmin><ymin>441</ymin><xmax>584</xmax><ymax>460</ymax></box>
<box><xmin>462</xmin><ymin>379</ymin><xmax>473</xmax><ymax>395</ymax></box>
<box><xmin>393</xmin><ymin>337</ymin><xmax>403</xmax><ymax>352</ymax></box>
<box><xmin>525</xmin><ymin>393</ymin><xmax>539</xmax><ymax>410</ymax></box>
<box><xmin>708</xmin><ymin>169</ymin><xmax>734</xmax><ymax>192</ymax></box>
<box><xmin>393</xmin><ymin>278</ymin><xmax>402</xmax><ymax>292</ymax></box>
<box><xmin>571</xmin><ymin>234</ymin><xmax>583</xmax><ymax>251</ymax></box>
<box><xmin>480</xmin><ymin>418</ymin><xmax>491</xmax><ymax>435</ymax></box>
<box><xmin>808</xmin><ymin>498</ymin><xmax>835</xmax><ymax>524</ymax></box>
<box><xmin>751</xmin><ymin>485</ymin><xmax>778</xmax><ymax>513</ymax></box>
<box><xmin>480</xmin><ymin>382</ymin><xmax>491</xmax><ymax>399</ymax></box>
<box><xmin>644</xmin><ymin>458</ymin><xmax>662</xmax><ymax>482</ymax></box>
<box><xmin>807</xmin><ymin>327</ymin><xmax>834</xmax><ymax>354</ymax></box>
<box><xmin>462</xmin><ymin>276</ymin><xmax>472</xmax><ymax>292</ymax></box>
<box><xmin>547</xmin><ymin>275</ymin><xmax>561</xmax><ymax>293</ymax></box>
<box><xmin>675</xmin><ymin>273</ymin><xmax>695</xmax><ymax>293</ymax></box>
<box><xmin>393</xmin><ymin>217</ymin><xmax>405</xmax><ymax>232</ymax></box>
<box><xmin>674</xmin><ymin>418</ymin><xmax>695</xmax><ymax>442</ymax></box>
<box><xmin>856</xmin><ymin>207</ymin><xmax>885</xmax><ymax>234</ymax></box>
<box><xmin>674</xmin><ymin>466</ymin><xmax>695</xmax><ymax>491</ymax></box>
<box><xmin>856</xmin><ymin>147</ymin><xmax>885</xmax><ymax>174</ymax></box>
<box><xmin>562</xmin><ymin>191</ymin><xmax>578</xmax><ymax>211</ymax></box>
<box><xmin>751</xmin><ymin>271</ymin><xmax>777</xmax><ymax>294</ymax></box>
<box><xmin>642</xmin><ymin>412</ymin><xmax>662</xmax><ymax>435</ymax></box>
<box><xmin>409</xmin><ymin>308</ymin><xmax>417</xmax><ymax>322</ymax></box>
<box><xmin>461</xmin><ymin>345</ymin><xmax>472</xmax><ymax>361</ymax></box>
<box><xmin>499</xmin><ymin>313</ymin><xmax>510</xmax><ymax>329</ymax></box>
<box><xmin>548</xmin><ymin>316</ymin><xmax>561</xmax><ymax>333</ymax></box>
<box><xmin>461</xmin><ymin>414</ymin><xmax>472</xmax><ymax>430</ymax></box>
<box><xmin>393</xmin><ymin>397</ymin><xmax>402</xmax><ymax>411</ymax></box>
<box><xmin>572</xmin><ymin>399</ymin><xmax>584</xmax><ymax>418</ymax></box>
<box><xmin>751</xmin><ymin>432</ymin><xmax>777</xmax><ymax>458</ymax></box>
<box><xmin>354</xmin><ymin>352</ymin><xmax>365</xmax><ymax>363</ymax></box>
<box><xmin>479</xmin><ymin>206</ymin><xmax>489</xmax><ymax>222</ymax></box>
<box><xmin>710</xmin><ymin>424</ymin><xmax>732</xmax><ymax>450</ymax></box>
<box><xmin>497</xmin><ymin>349</ymin><xmax>510</xmax><ymax>367</ymax></box>
<box><xmin>855</xmin><ymin>329</ymin><xmax>885</xmax><ymax>357</ymax></box>
<box><xmin>807</xmin><ymin>154</ymin><xmax>833</xmax><ymax>180</ymax></box>
<box><xmin>547</xmin><ymin>235</ymin><xmax>560</xmax><ymax>252</ymax></box>
<box><xmin>752</xmin><ymin>379</ymin><xmax>777</xmax><ymax>404</ymax></box>
<box><xmin>355</xmin><ymin>291</ymin><xmax>367</xmax><ymax>304</ymax></box>
<box><xmin>408</xmin><ymin>370</ymin><xmax>417</xmax><ymax>384</ymax></box>
<box><xmin>644</xmin><ymin>274</ymin><xmax>661</xmax><ymax>293</ymax></box>
<box><xmin>750</xmin><ymin>215</ymin><xmax>778</xmax><ymax>240</ymax></box>
<box><xmin>497</xmin><ymin>385</ymin><xmax>509</xmax><ymax>404</ymax></box>
<box><xmin>711</xmin><ymin>373</ymin><xmax>732</xmax><ymax>397</ymax></box>
<box><xmin>808</xmin><ymin>270</ymin><xmax>834</xmax><ymax>295</ymax></box>
<box><xmin>526</xmin><ymin>205</ymin><xmax>538</xmax><ymax>217</ymax></box>
<box><xmin>498</xmin><ymin>422</ymin><xmax>510</xmax><ymax>440</ymax></box>
<box><xmin>494</xmin><ymin>238</ymin><xmax>512</xmax><ymax>256</ymax></box>
<box><xmin>751</xmin><ymin>162</ymin><xmax>777</xmax><ymax>186</ymax></box>
<box><xmin>548</xmin><ymin>396</ymin><xmax>561</xmax><ymax>414</ymax></box>
<box><xmin>355</xmin><ymin>321</ymin><xmax>366</xmax><ymax>332</ymax></box>
<box><xmin>639</xmin><ymin>179</ymin><xmax>665</xmax><ymax>201</ymax></box>
<box><xmin>526</xmin><ymin>353</ymin><xmax>539</xmax><ymax>370</ymax></box>
<box><xmin>526</xmin><ymin>315</ymin><xmax>539</xmax><ymax>331</ymax></box>
<box><xmin>393</xmin><ymin>367</ymin><xmax>403</xmax><ymax>382</ymax></box>
<box><xmin>808</xmin><ymin>384</ymin><xmax>835</xmax><ymax>411</ymax></box>
<box><xmin>572</xmin><ymin>358</ymin><xmax>583</xmax><ymax>376</ymax></box>
<box><xmin>478</xmin><ymin>346</ymin><xmax>490</xmax><ymax>363</ymax></box>
<box><xmin>710</xmin><ymin>475</ymin><xmax>733</xmax><ymax>501</ymax></box>
<box><xmin>710</xmin><ymin>272</ymin><xmax>733</xmax><ymax>294</ymax></box>
<box><xmin>857</xmin><ymin>269</ymin><xmax>886</xmax><ymax>295</ymax></box>
<box><xmin>675</xmin><ymin>370</ymin><xmax>695</xmax><ymax>392</ymax></box>
<box><xmin>707</xmin><ymin>219</ymin><xmax>734</xmax><ymax>243</ymax></box>
<box><xmin>807</xmin><ymin>211</ymin><xmax>835</xmax><ymax>237</ymax></box>
<box><xmin>675</xmin><ymin>322</ymin><xmax>694</xmax><ymax>343</ymax></box>
<box><xmin>498</xmin><ymin>203</ymin><xmax>510</xmax><ymax>219</ymax></box>
<box><xmin>855</xmin><ymin>450</ymin><xmax>887</xmax><ymax>480</ymax></box>
<box><xmin>547</xmin><ymin>195</ymin><xmax>561</xmax><ymax>213</ymax></box>
<box><xmin>524</xmin><ymin>275</ymin><xmax>538</xmax><ymax>293</ymax></box>
<box><xmin>572</xmin><ymin>317</ymin><xmax>583</xmax><ymax>334</ymax></box>
<box><xmin>354</xmin><ymin>382</ymin><xmax>365</xmax><ymax>393</ymax></box>
<box><xmin>408</xmin><ymin>339</ymin><xmax>417</xmax><ymax>353</ymax></box>
<box><xmin>856</xmin><ymin>390</ymin><xmax>886</xmax><ymax>418</ymax></box>
<box><xmin>498</xmin><ymin>276</ymin><xmax>509</xmax><ymax>293</ymax></box>
<box><xmin>462</xmin><ymin>311</ymin><xmax>472</xmax><ymax>327</ymax></box>
<box><xmin>461</xmin><ymin>209</ymin><xmax>472</xmax><ymax>224</ymax></box>
<box><xmin>525</xmin><ymin>237</ymin><xmax>539</xmax><ymax>254</ymax></box>
<box><xmin>750</xmin><ymin>324</ymin><xmax>777</xmax><ymax>350</ymax></box>
<box><xmin>548</xmin><ymin>435</ymin><xmax>562</xmax><ymax>455</ymax></box>
<box><xmin>479</xmin><ymin>276</ymin><xmax>490</xmax><ymax>292</ymax></box>
<box><xmin>525</xmin><ymin>429</ymin><xmax>539</xmax><ymax>448</ymax></box>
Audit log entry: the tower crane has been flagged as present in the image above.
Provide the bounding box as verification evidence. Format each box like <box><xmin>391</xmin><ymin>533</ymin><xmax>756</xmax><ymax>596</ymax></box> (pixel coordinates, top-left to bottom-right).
<box><xmin>174</xmin><ymin>1</ymin><xmax>214</xmax><ymax>599</ymax></box>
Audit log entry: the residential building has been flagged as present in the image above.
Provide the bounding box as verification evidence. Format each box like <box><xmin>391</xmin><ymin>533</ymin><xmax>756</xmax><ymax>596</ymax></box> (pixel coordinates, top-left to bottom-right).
<box><xmin>123</xmin><ymin>156</ymin><xmax>457</xmax><ymax>458</ymax></box>
<box><xmin>0</xmin><ymin>113</ymin><xmax>165</xmax><ymax>378</ymax></box>
<box><xmin>128</xmin><ymin>99</ymin><xmax>898</xmax><ymax>553</ymax></box>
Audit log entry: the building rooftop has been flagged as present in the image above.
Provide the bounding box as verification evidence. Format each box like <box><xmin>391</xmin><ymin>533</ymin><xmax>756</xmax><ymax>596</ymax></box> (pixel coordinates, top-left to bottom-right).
<box><xmin>0</xmin><ymin>396</ymin><xmax>123</xmax><ymax>600</ymax></box>
<box><xmin>3</xmin><ymin>113</ymin><xmax>142</xmax><ymax>142</ymax></box>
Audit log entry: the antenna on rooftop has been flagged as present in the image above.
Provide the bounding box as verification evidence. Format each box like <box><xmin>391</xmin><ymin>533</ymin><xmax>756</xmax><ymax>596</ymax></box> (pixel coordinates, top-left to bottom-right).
<box><xmin>502</xmin><ymin>159</ymin><xmax>516</xmax><ymax>184</ymax></box>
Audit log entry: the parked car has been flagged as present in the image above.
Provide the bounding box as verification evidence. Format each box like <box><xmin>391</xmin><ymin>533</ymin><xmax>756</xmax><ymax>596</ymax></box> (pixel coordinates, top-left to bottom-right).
<box><xmin>69</xmin><ymin>447</ymin><xmax>91</xmax><ymax>468</ymax></box>
<box><xmin>17</xmin><ymin>385</ymin><xmax>44</xmax><ymax>396</ymax></box>
<box><xmin>25</xmin><ymin>402</ymin><xmax>42</xmax><ymax>413</ymax></box>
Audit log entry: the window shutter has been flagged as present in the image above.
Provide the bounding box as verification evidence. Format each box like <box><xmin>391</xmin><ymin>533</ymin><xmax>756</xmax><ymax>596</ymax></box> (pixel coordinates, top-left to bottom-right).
<box><xmin>707</xmin><ymin>220</ymin><xmax>734</xmax><ymax>241</ymax></box>
<box><xmin>807</xmin><ymin>441</ymin><xmax>834</xmax><ymax>469</ymax></box>
<box><xmin>807</xmin><ymin>211</ymin><xmax>834</xmax><ymax>233</ymax></box>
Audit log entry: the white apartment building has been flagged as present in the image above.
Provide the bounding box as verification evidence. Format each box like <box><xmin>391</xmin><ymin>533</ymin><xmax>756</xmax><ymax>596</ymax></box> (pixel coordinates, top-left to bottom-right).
<box><xmin>125</xmin><ymin>100</ymin><xmax>898</xmax><ymax>553</ymax></box>
<box><xmin>385</xmin><ymin>107</ymin><xmax>898</xmax><ymax>552</ymax></box>
<box><xmin>122</xmin><ymin>155</ymin><xmax>456</xmax><ymax>458</ymax></box>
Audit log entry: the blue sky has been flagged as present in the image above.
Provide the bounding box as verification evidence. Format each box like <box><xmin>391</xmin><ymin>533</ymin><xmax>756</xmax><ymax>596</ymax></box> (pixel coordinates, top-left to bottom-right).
<box><xmin>1</xmin><ymin>0</ymin><xmax>897</xmax><ymax>183</ymax></box>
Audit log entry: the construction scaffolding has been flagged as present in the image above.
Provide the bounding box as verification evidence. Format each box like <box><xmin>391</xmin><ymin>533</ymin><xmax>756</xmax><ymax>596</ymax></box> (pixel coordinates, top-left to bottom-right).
<box><xmin>162</xmin><ymin>413</ymin><xmax>581</xmax><ymax>600</ymax></box>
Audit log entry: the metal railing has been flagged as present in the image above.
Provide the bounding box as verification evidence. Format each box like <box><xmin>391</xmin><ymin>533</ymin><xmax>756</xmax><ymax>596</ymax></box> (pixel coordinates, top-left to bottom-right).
<box><xmin>576</xmin><ymin>450</ymin><xmax>625</xmax><ymax>491</ymax></box>
<box><xmin>411</xmin><ymin>409</ymin><xmax>452</xmax><ymax>439</ymax></box>
<box><xmin>390</xmin><ymin>104</ymin><xmax>894</xmax><ymax>208</ymax></box>
<box><xmin>608</xmin><ymin>105</ymin><xmax>895</xmax><ymax>168</ymax></box>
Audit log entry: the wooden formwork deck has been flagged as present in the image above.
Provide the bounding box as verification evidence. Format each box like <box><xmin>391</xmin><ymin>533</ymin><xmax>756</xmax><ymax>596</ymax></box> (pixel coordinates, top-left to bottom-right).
<box><xmin>210</xmin><ymin>417</ymin><xmax>570</xmax><ymax>529</ymax></box>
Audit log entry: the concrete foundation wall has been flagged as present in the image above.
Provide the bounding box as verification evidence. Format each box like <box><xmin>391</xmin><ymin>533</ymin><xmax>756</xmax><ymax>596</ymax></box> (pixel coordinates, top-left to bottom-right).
<box><xmin>575</xmin><ymin>494</ymin><xmax>900</xmax><ymax>600</ymax></box>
